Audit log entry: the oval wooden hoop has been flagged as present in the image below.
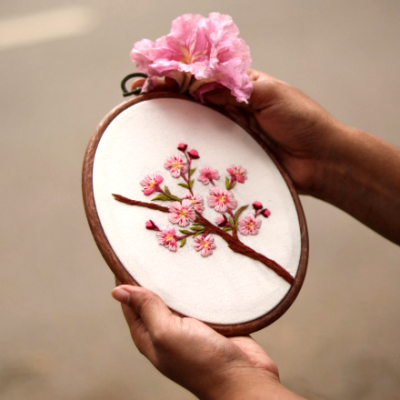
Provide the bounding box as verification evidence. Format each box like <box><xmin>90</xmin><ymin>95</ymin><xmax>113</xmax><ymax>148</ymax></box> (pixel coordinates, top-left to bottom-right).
<box><xmin>82</xmin><ymin>92</ymin><xmax>309</xmax><ymax>336</ymax></box>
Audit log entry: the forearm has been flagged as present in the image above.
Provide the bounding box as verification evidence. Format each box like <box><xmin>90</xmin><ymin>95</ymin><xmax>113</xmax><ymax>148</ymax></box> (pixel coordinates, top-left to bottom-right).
<box><xmin>313</xmin><ymin>124</ymin><xmax>400</xmax><ymax>244</ymax></box>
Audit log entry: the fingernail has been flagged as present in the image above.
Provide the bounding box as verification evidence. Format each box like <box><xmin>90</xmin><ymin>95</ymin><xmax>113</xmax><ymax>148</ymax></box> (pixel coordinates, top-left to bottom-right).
<box><xmin>113</xmin><ymin>287</ymin><xmax>131</xmax><ymax>305</ymax></box>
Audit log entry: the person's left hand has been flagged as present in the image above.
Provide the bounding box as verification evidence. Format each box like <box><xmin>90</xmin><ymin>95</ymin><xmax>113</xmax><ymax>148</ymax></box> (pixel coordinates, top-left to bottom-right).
<box><xmin>112</xmin><ymin>285</ymin><xmax>283</xmax><ymax>400</ymax></box>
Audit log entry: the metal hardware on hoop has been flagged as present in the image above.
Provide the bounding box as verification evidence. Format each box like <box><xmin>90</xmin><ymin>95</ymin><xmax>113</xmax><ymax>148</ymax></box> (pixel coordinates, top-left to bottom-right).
<box><xmin>121</xmin><ymin>73</ymin><xmax>148</xmax><ymax>97</ymax></box>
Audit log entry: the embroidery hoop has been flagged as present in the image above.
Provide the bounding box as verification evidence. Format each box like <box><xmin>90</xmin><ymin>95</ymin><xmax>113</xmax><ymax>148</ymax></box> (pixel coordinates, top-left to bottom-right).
<box><xmin>82</xmin><ymin>92</ymin><xmax>308</xmax><ymax>336</ymax></box>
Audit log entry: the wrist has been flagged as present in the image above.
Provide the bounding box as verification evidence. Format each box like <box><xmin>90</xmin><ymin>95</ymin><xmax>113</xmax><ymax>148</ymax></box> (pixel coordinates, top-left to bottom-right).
<box><xmin>196</xmin><ymin>368</ymin><xmax>298</xmax><ymax>400</ymax></box>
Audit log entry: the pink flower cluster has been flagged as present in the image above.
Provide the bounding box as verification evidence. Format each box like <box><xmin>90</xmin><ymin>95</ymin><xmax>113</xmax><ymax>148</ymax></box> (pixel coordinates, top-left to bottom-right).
<box><xmin>131</xmin><ymin>13</ymin><xmax>253</xmax><ymax>103</ymax></box>
<box><xmin>140</xmin><ymin>172</ymin><xmax>163</xmax><ymax>195</ymax></box>
<box><xmin>194</xmin><ymin>234</ymin><xmax>216</xmax><ymax>257</ymax></box>
<box><xmin>164</xmin><ymin>154</ymin><xmax>187</xmax><ymax>178</ymax></box>
<box><xmin>139</xmin><ymin>142</ymin><xmax>272</xmax><ymax>259</ymax></box>
<box><xmin>237</xmin><ymin>201</ymin><xmax>271</xmax><ymax>235</ymax></box>
<box><xmin>208</xmin><ymin>186</ymin><xmax>237</xmax><ymax>213</ymax></box>
<box><xmin>168</xmin><ymin>200</ymin><xmax>196</xmax><ymax>227</ymax></box>
<box><xmin>227</xmin><ymin>165</ymin><xmax>247</xmax><ymax>183</ymax></box>
<box><xmin>198</xmin><ymin>166</ymin><xmax>219</xmax><ymax>185</ymax></box>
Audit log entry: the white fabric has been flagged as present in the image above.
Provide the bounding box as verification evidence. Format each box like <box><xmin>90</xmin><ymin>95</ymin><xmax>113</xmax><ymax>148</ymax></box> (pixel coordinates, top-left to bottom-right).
<box><xmin>93</xmin><ymin>98</ymin><xmax>301</xmax><ymax>324</ymax></box>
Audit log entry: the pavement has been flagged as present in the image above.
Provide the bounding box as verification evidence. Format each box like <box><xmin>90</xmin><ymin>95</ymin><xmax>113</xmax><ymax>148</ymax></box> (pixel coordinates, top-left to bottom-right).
<box><xmin>1</xmin><ymin>1</ymin><xmax>399</xmax><ymax>399</ymax></box>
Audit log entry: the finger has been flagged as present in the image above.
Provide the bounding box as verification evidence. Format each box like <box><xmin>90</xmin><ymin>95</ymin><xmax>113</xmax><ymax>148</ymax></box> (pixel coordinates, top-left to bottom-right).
<box><xmin>204</xmin><ymin>70</ymin><xmax>281</xmax><ymax>112</ymax></box>
<box><xmin>203</xmin><ymin>87</ymin><xmax>240</xmax><ymax>108</ymax></box>
<box><xmin>131</xmin><ymin>78</ymin><xmax>146</xmax><ymax>91</ymax></box>
<box><xmin>112</xmin><ymin>286</ymin><xmax>155</xmax><ymax>359</ymax></box>
<box><xmin>131</xmin><ymin>77</ymin><xmax>180</xmax><ymax>93</ymax></box>
<box><xmin>113</xmin><ymin>285</ymin><xmax>173</xmax><ymax>339</ymax></box>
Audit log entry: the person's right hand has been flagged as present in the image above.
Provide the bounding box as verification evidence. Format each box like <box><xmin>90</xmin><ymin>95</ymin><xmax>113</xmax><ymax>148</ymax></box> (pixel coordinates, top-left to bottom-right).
<box><xmin>204</xmin><ymin>69</ymin><xmax>344</xmax><ymax>196</ymax></box>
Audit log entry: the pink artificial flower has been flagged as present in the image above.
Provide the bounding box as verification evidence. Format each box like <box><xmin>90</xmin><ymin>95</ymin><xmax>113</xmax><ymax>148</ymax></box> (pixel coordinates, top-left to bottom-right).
<box><xmin>208</xmin><ymin>186</ymin><xmax>237</xmax><ymax>213</ymax></box>
<box><xmin>215</xmin><ymin>214</ymin><xmax>228</xmax><ymax>227</ymax></box>
<box><xmin>164</xmin><ymin>154</ymin><xmax>188</xmax><ymax>178</ymax></box>
<box><xmin>188</xmin><ymin>149</ymin><xmax>200</xmax><ymax>159</ymax></box>
<box><xmin>238</xmin><ymin>213</ymin><xmax>261</xmax><ymax>235</ymax></box>
<box><xmin>197</xmin><ymin>166</ymin><xmax>220</xmax><ymax>185</ymax></box>
<box><xmin>252</xmin><ymin>201</ymin><xmax>263</xmax><ymax>210</ymax></box>
<box><xmin>227</xmin><ymin>165</ymin><xmax>247</xmax><ymax>183</ymax></box>
<box><xmin>181</xmin><ymin>192</ymin><xmax>204</xmax><ymax>212</ymax></box>
<box><xmin>130</xmin><ymin>13</ymin><xmax>253</xmax><ymax>103</ymax></box>
<box><xmin>157</xmin><ymin>226</ymin><xmax>178</xmax><ymax>252</ymax></box>
<box><xmin>168</xmin><ymin>199</ymin><xmax>196</xmax><ymax>226</ymax></box>
<box><xmin>262</xmin><ymin>208</ymin><xmax>271</xmax><ymax>218</ymax></box>
<box><xmin>140</xmin><ymin>172</ymin><xmax>163</xmax><ymax>195</ymax></box>
<box><xmin>194</xmin><ymin>234</ymin><xmax>216</xmax><ymax>257</ymax></box>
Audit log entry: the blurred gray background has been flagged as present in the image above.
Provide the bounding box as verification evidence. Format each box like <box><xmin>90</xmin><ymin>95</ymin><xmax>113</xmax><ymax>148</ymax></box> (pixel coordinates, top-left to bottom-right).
<box><xmin>1</xmin><ymin>1</ymin><xmax>399</xmax><ymax>399</ymax></box>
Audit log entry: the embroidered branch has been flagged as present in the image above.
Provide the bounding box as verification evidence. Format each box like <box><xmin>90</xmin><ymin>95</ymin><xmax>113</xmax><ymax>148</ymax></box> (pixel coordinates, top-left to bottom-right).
<box><xmin>112</xmin><ymin>143</ymin><xmax>294</xmax><ymax>285</ymax></box>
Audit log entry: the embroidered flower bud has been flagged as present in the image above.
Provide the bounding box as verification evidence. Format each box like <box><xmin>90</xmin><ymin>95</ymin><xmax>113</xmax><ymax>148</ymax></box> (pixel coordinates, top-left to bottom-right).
<box><xmin>145</xmin><ymin>220</ymin><xmax>159</xmax><ymax>230</ymax></box>
<box><xmin>252</xmin><ymin>201</ymin><xmax>263</xmax><ymax>210</ymax></box>
<box><xmin>188</xmin><ymin>149</ymin><xmax>200</xmax><ymax>159</ymax></box>
<box><xmin>215</xmin><ymin>214</ymin><xmax>228</xmax><ymax>227</ymax></box>
<box><xmin>177</xmin><ymin>142</ymin><xmax>187</xmax><ymax>151</ymax></box>
<box><xmin>262</xmin><ymin>208</ymin><xmax>271</xmax><ymax>218</ymax></box>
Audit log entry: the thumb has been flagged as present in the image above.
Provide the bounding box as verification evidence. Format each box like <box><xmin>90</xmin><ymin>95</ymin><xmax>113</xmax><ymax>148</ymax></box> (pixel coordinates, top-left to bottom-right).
<box><xmin>112</xmin><ymin>285</ymin><xmax>172</xmax><ymax>334</ymax></box>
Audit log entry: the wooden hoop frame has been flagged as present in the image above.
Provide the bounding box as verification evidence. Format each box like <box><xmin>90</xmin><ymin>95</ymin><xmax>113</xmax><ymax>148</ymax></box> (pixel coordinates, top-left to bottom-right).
<box><xmin>82</xmin><ymin>92</ymin><xmax>308</xmax><ymax>336</ymax></box>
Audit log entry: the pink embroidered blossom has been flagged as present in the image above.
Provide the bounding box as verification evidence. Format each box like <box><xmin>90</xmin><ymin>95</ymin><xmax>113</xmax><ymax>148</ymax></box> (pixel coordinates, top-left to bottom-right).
<box><xmin>130</xmin><ymin>13</ymin><xmax>253</xmax><ymax>103</ymax></box>
<box><xmin>238</xmin><ymin>213</ymin><xmax>261</xmax><ymax>235</ymax></box>
<box><xmin>252</xmin><ymin>201</ymin><xmax>263</xmax><ymax>210</ymax></box>
<box><xmin>181</xmin><ymin>192</ymin><xmax>204</xmax><ymax>212</ymax></box>
<box><xmin>198</xmin><ymin>166</ymin><xmax>220</xmax><ymax>185</ymax></box>
<box><xmin>227</xmin><ymin>165</ymin><xmax>247</xmax><ymax>183</ymax></box>
<box><xmin>145</xmin><ymin>220</ymin><xmax>159</xmax><ymax>230</ymax></box>
<box><xmin>168</xmin><ymin>199</ymin><xmax>196</xmax><ymax>226</ymax></box>
<box><xmin>208</xmin><ymin>186</ymin><xmax>237</xmax><ymax>213</ymax></box>
<box><xmin>140</xmin><ymin>172</ymin><xmax>163</xmax><ymax>195</ymax></box>
<box><xmin>194</xmin><ymin>234</ymin><xmax>216</xmax><ymax>257</ymax></box>
<box><xmin>188</xmin><ymin>149</ymin><xmax>200</xmax><ymax>159</ymax></box>
<box><xmin>178</xmin><ymin>142</ymin><xmax>187</xmax><ymax>151</ymax></box>
<box><xmin>262</xmin><ymin>208</ymin><xmax>271</xmax><ymax>218</ymax></box>
<box><xmin>157</xmin><ymin>226</ymin><xmax>178</xmax><ymax>252</ymax></box>
<box><xmin>164</xmin><ymin>154</ymin><xmax>188</xmax><ymax>178</ymax></box>
<box><xmin>215</xmin><ymin>214</ymin><xmax>228</xmax><ymax>227</ymax></box>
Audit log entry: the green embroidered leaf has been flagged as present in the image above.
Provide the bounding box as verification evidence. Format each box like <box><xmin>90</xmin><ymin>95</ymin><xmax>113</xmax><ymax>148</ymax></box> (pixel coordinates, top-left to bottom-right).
<box><xmin>223</xmin><ymin>227</ymin><xmax>232</xmax><ymax>231</ymax></box>
<box><xmin>225</xmin><ymin>177</ymin><xmax>229</xmax><ymax>189</ymax></box>
<box><xmin>193</xmin><ymin>230</ymin><xmax>204</xmax><ymax>237</ymax></box>
<box><xmin>234</xmin><ymin>205</ymin><xmax>249</xmax><ymax>226</ymax></box>
<box><xmin>228</xmin><ymin>216</ymin><xmax>234</xmax><ymax>226</ymax></box>
<box><xmin>178</xmin><ymin>183</ymin><xmax>190</xmax><ymax>189</ymax></box>
<box><xmin>179</xmin><ymin>229</ymin><xmax>192</xmax><ymax>235</ymax></box>
<box><xmin>190</xmin><ymin>226</ymin><xmax>205</xmax><ymax>231</ymax></box>
<box><xmin>151</xmin><ymin>194</ymin><xmax>171</xmax><ymax>202</ymax></box>
<box><xmin>164</xmin><ymin>185</ymin><xmax>171</xmax><ymax>195</ymax></box>
<box><xmin>169</xmin><ymin>194</ymin><xmax>182</xmax><ymax>202</ymax></box>
<box><xmin>231</xmin><ymin>182</ymin><xmax>236</xmax><ymax>189</ymax></box>
<box><xmin>190</xmin><ymin>179</ymin><xmax>194</xmax><ymax>188</ymax></box>
<box><xmin>180</xmin><ymin>238</ymin><xmax>186</xmax><ymax>247</ymax></box>
<box><xmin>192</xmin><ymin>222</ymin><xmax>202</xmax><ymax>226</ymax></box>
<box><xmin>190</xmin><ymin>168</ymin><xmax>196</xmax><ymax>175</ymax></box>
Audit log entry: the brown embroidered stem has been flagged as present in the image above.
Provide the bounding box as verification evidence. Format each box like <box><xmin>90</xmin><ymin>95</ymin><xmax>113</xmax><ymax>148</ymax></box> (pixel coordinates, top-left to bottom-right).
<box><xmin>226</xmin><ymin>209</ymin><xmax>238</xmax><ymax>239</ymax></box>
<box><xmin>112</xmin><ymin>194</ymin><xmax>169</xmax><ymax>212</ymax></box>
<box><xmin>195</xmin><ymin>213</ymin><xmax>294</xmax><ymax>285</ymax></box>
<box><xmin>182</xmin><ymin>151</ymin><xmax>194</xmax><ymax>195</ymax></box>
<box><xmin>112</xmin><ymin>194</ymin><xmax>295</xmax><ymax>285</ymax></box>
